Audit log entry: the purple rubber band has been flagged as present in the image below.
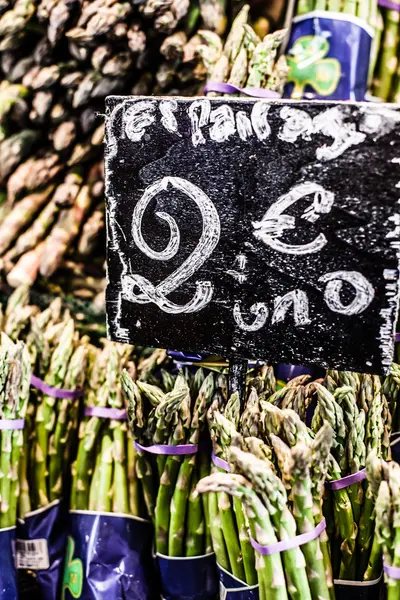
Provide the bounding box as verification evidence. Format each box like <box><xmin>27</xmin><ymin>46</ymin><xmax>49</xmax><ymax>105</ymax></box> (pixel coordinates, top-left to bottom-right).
<box><xmin>134</xmin><ymin>440</ymin><xmax>198</xmax><ymax>455</ymax></box>
<box><xmin>378</xmin><ymin>0</ymin><xmax>400</xmax><ymax>11</ymax></box>
<box><xmin>384</xmin><ymin>562</ymin><xmax>400</xmax><ymax>579</ymax></box>
<box><xmin>167</xmin><ymin>351</ymin><xmax>203</xmax><ymax>362</ymax></box>
<box><xmin>250</xmin><ymin>518</ymin><xmax>326</xmax><ymax>556</ymax></box>
<box><xmin>84</xmin><ymin>406</ymin><xmax>127</xmax><ymax>420</ymax></box>
<box><xmin>325</xmin><ymin>468</ymin><xmax>366</xmax><ymax>491</ymax></box>
<box><xmin>0</xmin><ymin>419</ymin><xmax>24</xmax><ymax>430</ymax></box>
<box><xmin>395</xmin><ymin>333</ymin><xmax>400</xmax><ymax>342</ymax></box>
<box><xmin>31</xmin><ymin>374</ymin><xmax>84</xmax><ymax>400</ymax></box>
<box><xmin>211</xmin><ymin>450</ymin><xmax>230</xmax><ymax>472</ymax></box>
<box><xmin>204</xmin><ymin>82</ymin><xmax>280</xmax><ymax>99</ymax></box>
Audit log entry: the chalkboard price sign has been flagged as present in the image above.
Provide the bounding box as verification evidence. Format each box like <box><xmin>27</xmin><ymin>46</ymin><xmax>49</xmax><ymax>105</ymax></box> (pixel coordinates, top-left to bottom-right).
<box><xmin>105</xmin><ymin>96</ymin><xmax>400</xmax><ymax>374</ymax></box>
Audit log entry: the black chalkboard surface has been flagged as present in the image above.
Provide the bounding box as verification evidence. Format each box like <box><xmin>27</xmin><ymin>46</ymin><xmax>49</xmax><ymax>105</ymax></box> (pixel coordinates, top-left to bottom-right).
<box><xmin>105</xmin><ymin>96</ymin><xmax>400</xmax><ymax>374</ymax></box>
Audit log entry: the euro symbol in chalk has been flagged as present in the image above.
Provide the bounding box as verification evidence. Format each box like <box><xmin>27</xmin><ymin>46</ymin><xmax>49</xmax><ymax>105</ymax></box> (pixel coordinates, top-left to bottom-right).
<box><xmin>252</xmin><ymin>182</ymin><xmax>335</xmax><ymax>255</ymax></box>
<box><xmin>122</xmin><ymin>176</ymin><xmax>221</xmax><ymax>314</ymax></box>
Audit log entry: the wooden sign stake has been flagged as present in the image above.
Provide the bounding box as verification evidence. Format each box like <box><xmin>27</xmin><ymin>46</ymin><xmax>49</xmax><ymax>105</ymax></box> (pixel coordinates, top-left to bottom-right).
<box><xmin>228</xmin><ymin>357</ymin><xmax>248</xmax><ymax>410</ymax></box>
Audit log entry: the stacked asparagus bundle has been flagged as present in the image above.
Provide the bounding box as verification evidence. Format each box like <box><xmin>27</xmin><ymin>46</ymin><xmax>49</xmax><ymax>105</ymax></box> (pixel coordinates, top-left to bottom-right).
<box><xmin>204</xmin><ymin>367</ymin><xmax>335</xmax><ymax>599</ymax></box>
<box><xmin>121</xmin><ymin>366</ymin><xmax>218</xmax><ymax>557</ymax></box>
<box><xmin>202</xmin><ymin>364</ymin><xmax>399</xmax><ymax>595</ymax></box>
<box><xmin>269</xmin><ymin>368</ymin><xmax>397</xmax><ymax>581</ymax></box>
<box><xmin>0</xmin><ymin>285</ymin><xmax>89</xmax><ymax>515</ymax></box>
<box><xmin>310</xmin><ymin>370</ymin><xmax>394</xmax><ymax>582</ymax></box>
<box><xmin>295</xmin><ymin>0</ymin><xmax>380</xmax><ymax>23</ymax></box>
<box><xmin>70</xmin><ymin>340</ymin><xmax>142</xmax><ymax>516</ymax></box>
<box><xmin>0</xmin><ymin>332</ymin><xmax>30</xmax><ymax>529</ymax></box>
<box><xmin>372</xmin><ymin>0</ymin><xmax>400</xmax><ymax>102</ymax></box>
<box><xmin>199</xmin><ymin>5</ymin><xmax>289</xmax><ymax>96</ymax></box>
<box><xmin>373</xmin><ymin>456</ymin><xmax>400</xmax><ymax>600</ymax></box>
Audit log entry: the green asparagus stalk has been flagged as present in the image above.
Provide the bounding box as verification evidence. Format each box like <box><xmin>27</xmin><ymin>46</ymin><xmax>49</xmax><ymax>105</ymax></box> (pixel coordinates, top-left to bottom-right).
<box><xmin>197</xmin><ymin>472</ymin><xmax>288</xmax><ymax>600</ymax></box>
<box><xmin>48</xmin><ymin>343</ymin><xmax>87</xmax><ymax>501</ymax></box>
<box><xmin>374</xmin><ymin>2</ymin><xmax>400</xmax><ymax>100</ymax></box>
<box><xmin>155</xmin><ymin>377</ymin><xmax>191</xmax><ymax>554</ymax></box>
<box><xmin>229</xmin><ymin>444</ymin><xmax>312</xmax><ymax>598</ymax></box>
<box><xmin>168</xmin><ymin>373</ymin><xmax>214</xmax><ymax>556</ymax></box>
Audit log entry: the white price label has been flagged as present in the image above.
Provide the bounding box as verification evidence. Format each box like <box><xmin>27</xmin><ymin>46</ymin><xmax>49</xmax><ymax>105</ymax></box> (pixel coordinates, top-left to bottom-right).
<box><xmin>16</xmin><ymin>538</ymin><xmax>50</xmax><ymax>570</ymax></box>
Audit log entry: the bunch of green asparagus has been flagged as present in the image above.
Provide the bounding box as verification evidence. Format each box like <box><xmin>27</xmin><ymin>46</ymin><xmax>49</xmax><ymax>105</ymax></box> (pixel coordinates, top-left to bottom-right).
<box><xmin>121</xmin><ymin>366</ymin><xmax>222</xmax><ymax>556</ymax></box>
<box><xmin>0</xmin><ymin>284</ymin><xmax>170</xmax><ymax>518</ymax></box>
<box><xmin>201</xmin><ymin>363</ymin><xmax>399</xmax><ymax>595</ymax></box>
<box><xmin>70</xmin><ymin>341</ymin><xmax>141</xmax><ymax>516</ymax></box>
<box><xmin>373</xmin><ymin>455</ymin><xmax>400</xmax><ymax>600</ymax></box>
<box><xmin>199</xmin><ymin>5</ymin><xmax>289</xmax><ymax>95</ymax></box>
<box><xmin>372</xmin><ymin>0</ymin><xmax>400</xmax><ymax>102</ymax></box>
<box><xmin>309</xmin><ymin>370</ymin><xmax>394</xmax><ymax>581</ymax></box>
<box><xmin>0</xmin><ymin>332</ymin><xmax>30</xmax><ymax>529</ymax></box>
<box><xmin>0</xmin><ymin>285</ymin><xmax>90</xmax><ymax>515</ymax></box>
<box><xmin>204</xmin><ymin>366</ymin><xmax>335</xmax><ymax>599</ymax></box>
<box><xmin>70</xmin><ymin>341</ymin><xmax>168</xmax><ymax>516</ymax></box>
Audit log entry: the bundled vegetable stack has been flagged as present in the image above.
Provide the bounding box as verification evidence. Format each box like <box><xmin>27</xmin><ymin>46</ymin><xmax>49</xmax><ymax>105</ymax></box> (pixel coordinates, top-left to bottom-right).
<box><xmin>373</xmin><ymin>456</ymin><xmax>400</xmax><ymax>600</ymax></box>
<box><xmin>200</xmin><ymin>5</ymin><xmax>289</xmax><ymax>97</ymax></box>
<box><xmin>266</xmin><ymin>368</ymin><xmax>397</xmax><ymax>582</ymax></box>
<box><xmin>121</xmin><ymin>366</ymin><xmax>221</xmax><ymax>599</ymax></box>
<box><xmin>309</xmin><ymin>371</ymin><xmax>394</xmax><ymax>582</ymax></box>
<box><xmin>203</xmin><ymin>366</ymin><xmax>336</xmax><ymax>599</ymax></box>
<box><xmin>0</xmin><ymin>286</ymin><xmax>90</xmax><ymax>599</ymax></box>
<box><xmin>63</xmin><ymin>344</ymin><xmax>167</xmax><ymax>600</ymax></box>
<box><xmin>0</xmin><ymin>286</ymin><xmax>89</xmax><ymax>515</ymax></box>
<box><xmin>197</xmin><ymin>364</ymin><xmax>399</xmax><ymax>597</ymax></box>
<box><xmin>372</xmin><ymin>0</ymin><xmax>400</xmax><ymax>102</ymax></box>
<box><xmin>0</xmin><ymin>285</ymin><xmax>169</xmax><ymax>600</ymax></box>
<box><xmin>0</xmin><ymin>333</ymin><xmax>30</xmax><ymax>600</ymax></box>
<box><xmin>69</xmin><ymin>342</ymin><xmax>168</xmax><ymax>517</ymax></box>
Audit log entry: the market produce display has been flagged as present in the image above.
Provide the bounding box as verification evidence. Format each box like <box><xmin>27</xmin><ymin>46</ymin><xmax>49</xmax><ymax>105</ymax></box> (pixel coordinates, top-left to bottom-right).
<box><xmin>1</xmin><ymin>1</ymin><xmax>400</xmax><ymax>599</ymax></box>
<box><xmin>200</xmin><ymin>5</ymin><xmax>289</xmax><ymax>96</ymax></box>
<box><xmin>0</xmin><ymin>0</ymin><xmax>398</xmax><ymax>301</ymax></box>
<box><xmin>373</xmin><ymin>456</ymin><xmax>400</xmax><ymax>600</ymax></box>
<box><xmin>373</xmin><ymin>0</ymin><xmax>400</xmax><ymax>102</ymax></box>
<box><xmin>0</xmin><ymin>282</ymin><xmax>399</xmax><ymax>599</ymax></box>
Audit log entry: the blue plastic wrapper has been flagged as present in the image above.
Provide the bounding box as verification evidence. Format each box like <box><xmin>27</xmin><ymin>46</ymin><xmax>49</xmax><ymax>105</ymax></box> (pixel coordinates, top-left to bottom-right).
<box><xmin>167</xmin><ymin>351</ymin><xmax>204</xmax><ymax>363</ymax></box>
<box><xmin>17</xmin><ymin>499</ymin><xmax>67</xmax><ymax>600</ymax></box>
<box><xmin>0</xmin><ymin>526</ymin><xmax>17</xmax><ymax>600</ymax></box>
<box><xmin>276</xmin><ymin>364</ymin><xmax>314</xmax><ymax>382</ymax></box>
<box><xmin>218</xmin><ymin>564</ymin><xmax>259</xmax><ymax>600</ymax></box>
<box><xmin>284</xmin><ymin>11</ymin><xmax>373</xmax><ymax>101</ymax></box>
<box><xmin>157</xmin><ymin>552</ymin><xmax>218</xmax><ymax>600</ymax></box>
<box><xmin>62</xmin><ymin>510</ymin><xmax>156</xmax><ymax>600</ymax></box>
